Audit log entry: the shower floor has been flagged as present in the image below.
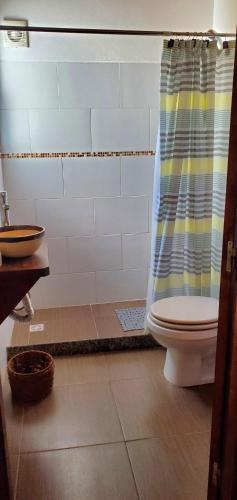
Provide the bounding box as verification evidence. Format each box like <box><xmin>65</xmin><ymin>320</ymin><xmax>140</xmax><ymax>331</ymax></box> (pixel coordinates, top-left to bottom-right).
<box><xmin>11</xmin><ymin>300</ymin><xmax>146</xmax><ymax>347</ymax></box>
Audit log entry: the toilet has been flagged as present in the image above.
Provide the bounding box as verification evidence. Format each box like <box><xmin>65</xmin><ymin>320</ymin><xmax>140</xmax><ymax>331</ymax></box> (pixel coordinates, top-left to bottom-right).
<box><xmin>147</xmin><ymin>296</ymin><xmax>219</xmax><ymax>387</ymax></box>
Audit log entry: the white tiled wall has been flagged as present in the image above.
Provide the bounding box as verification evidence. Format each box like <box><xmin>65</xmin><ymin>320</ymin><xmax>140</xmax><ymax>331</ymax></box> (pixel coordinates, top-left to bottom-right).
<box><xmin>3</xmin><ymin>158</ymin><xmax>63</xmax><ymax>199</ymax></box>
<box><xmin>95</xmin><ymin>196</ymin><xmax>149</xmax><ymax>235</ymax></box>
<box><xmin>30</xmin><ymin>273</ymin><xmax>96</xmax><ymax>308</ymax></box>
<box><xmin>96</xmin><ymin>268</ymin><xmax>149</xmax><ymax>303</ymax></box>
<box><xmin>6</xmin><ymin>199</ymin><xmax>37</xmax><ymax>226</ymax></box>
<box><xmin>120</xmin><ymin>64</ymin><xmax>160</xmax><ymax>108</ymax></box>
<box><xmin>63</xmin><ymin>157</ymin><xmax>121</xmax><ymax>198</ymax></box>
<box><xmin>29</xmin><ymin>109</ymin><xmax>92</xmax><ymax>153</ymax></box>
<box><xmin>0</xmin><ymin>110</ymin><xmax>31</xmax><ymax>152</ymax></box>
<box><xmin>0</xmin><ymin>62</ymin><xmax>59</xmax><ymax>109</ymax></box>
<box><xmin>121</xmin><ymin>156</ymin><xmax>154</xmax><ymax>196</ymax></box>
<box><xmin>36</xmin><ymin>197</ymin><xmax>95</xmax><ymax>237</ymax></box>
<box><xmin>57</xmin><ymin>63</ymin><xmax>120</xmax><ymax>108</ymax></box>
<box><xmin>91</xmin><ymin>108</ymin><xmax>150</xmax><ymax>151</ymax></box>
<box><xmin>0</xmin><ymin>62</ymin><xmax>159</xmax><ymax>154</ymax></box>
<box><xmin>1</xmin><ymin>62</ymin><xmax>157</xmax><ymax>307</ymax></box>
<box><xmin>68</xmin><ymin>235</ymin><xmax>122</xmax><ymax>273</ymax></box>
<box><xmin>122</xmin><ymin>233</ymin><xmax>151</xmax><ymax>269</ymax></box>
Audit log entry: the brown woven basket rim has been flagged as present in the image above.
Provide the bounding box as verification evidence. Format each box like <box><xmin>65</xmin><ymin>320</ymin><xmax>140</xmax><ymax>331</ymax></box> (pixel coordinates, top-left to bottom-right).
<box><xmin>7</xmin><ymin>350</ymin><xmax>54</xmax><ymax>377</ymax></box>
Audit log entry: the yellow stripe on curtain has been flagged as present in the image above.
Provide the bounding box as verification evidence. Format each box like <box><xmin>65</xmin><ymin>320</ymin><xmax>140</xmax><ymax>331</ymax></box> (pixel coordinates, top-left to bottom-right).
<box><xmin>160</xmin><ymin>91</ymin><xmax>232</xmax><ymax>112</ymax></box>
<box><xmin>161</xmin><ymin>158</ymin><xmax>230</xmax><ymax>176</ymax></box>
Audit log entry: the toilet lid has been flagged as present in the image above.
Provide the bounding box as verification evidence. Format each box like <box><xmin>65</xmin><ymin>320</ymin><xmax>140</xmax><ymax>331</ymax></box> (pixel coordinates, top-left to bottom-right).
<box><xmin>149</xmin><ymin>313</ymin><xmax>218</xmax><ymax>331</ymax></box>
<box><xmin>151</xmin><ymin>296</ymin><xmax>219</xmax><ymax>326</ymax></box>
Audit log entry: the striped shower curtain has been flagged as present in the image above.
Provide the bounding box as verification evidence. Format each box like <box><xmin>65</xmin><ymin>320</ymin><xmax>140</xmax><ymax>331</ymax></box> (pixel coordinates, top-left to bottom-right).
<box><xmin>148</xmin><ymin>39</ymin><xmax>235</xmax><ymax>304</ymax></box>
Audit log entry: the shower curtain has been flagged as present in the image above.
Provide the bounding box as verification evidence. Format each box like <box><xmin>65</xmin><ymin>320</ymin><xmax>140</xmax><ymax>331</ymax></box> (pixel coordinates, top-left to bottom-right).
<box><xmin>148</xmin><ymin>39</ymin><xmax>235</xmax><ymax>305</ymax></box>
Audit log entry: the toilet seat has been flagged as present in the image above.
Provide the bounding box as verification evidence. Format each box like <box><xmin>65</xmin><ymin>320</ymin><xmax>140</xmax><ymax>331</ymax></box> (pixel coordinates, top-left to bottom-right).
<box><xmin>150</xmin><ymin>296</ymin><xmax>219</xmax><ymax>327</ymax></box>
<box><xmin>149</xmin><ymin>314</ymin><xmax>218</xmax><ymax>331</ymax></box>
<box><xmin>147</xmin><ymin>312</ymin><xmax>217</xmax><ymax>341</ymax></box>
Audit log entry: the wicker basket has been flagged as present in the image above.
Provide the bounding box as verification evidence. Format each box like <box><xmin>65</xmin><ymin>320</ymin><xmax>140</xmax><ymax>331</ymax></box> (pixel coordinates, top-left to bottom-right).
<box><xmin>7</xmin><ymin>350</ymin><xmax>54</xmax><ymax>404</ymax></box>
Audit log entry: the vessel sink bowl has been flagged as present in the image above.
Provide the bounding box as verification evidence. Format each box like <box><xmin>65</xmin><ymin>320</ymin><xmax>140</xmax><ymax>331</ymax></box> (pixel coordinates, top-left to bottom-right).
<box><xmin>0</xmin><ymin>225</ymin><xmax>45</xmax><ymax>258</ymax></box>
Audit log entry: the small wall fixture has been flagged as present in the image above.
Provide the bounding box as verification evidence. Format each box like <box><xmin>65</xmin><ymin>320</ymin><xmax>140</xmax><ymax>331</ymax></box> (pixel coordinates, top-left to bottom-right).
<box><xmin>2</xmin><ymin>19</ymin><xmax>29</xmax><ymax>48</ymax></box>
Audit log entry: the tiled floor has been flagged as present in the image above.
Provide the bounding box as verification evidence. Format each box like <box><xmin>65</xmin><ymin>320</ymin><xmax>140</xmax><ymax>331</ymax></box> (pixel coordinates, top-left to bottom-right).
<box><xmin>3</xmin><ymin>349</ymin><xmax>213</xmax><ymax>500</ymax></box>
<box><xmin>11</xmin><ymin>300</ymin><xmax>146</xmax><ymax>346</ymax></box>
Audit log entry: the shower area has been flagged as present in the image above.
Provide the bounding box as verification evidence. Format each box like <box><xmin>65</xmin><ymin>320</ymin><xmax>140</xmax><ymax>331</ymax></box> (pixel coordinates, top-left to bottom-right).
<box><xmin>0</xmin><ymin>28</ymin><xmax>160</xmax><ymax>351</ymax></box>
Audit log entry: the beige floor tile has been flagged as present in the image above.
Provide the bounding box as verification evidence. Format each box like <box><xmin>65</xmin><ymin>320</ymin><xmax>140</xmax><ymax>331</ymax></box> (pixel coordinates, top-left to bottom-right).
<box><xmin>92</xmin><ymin>300</ymin><xmax>146</xmax><ymax>318</ymax></box>
<box><xmin>54</xmin><ymin>354</ymin><xmax>109</xmax><ymax>386</ymax></box>
<box><xmin>21</xmin><ymin>382</ymin><xmax>123</xmax><ymax>452</ymax></box>
<box><xmin>94</xmin><ymin>315</ymin><xmax>126</xmax><ymax>338</ymax></box>
<box><xmin>94</xmin><ymin>316</ymin><xmax>144</xmax><ymax>338</ymax></box>
<box><xmin>140</xmin><ymin>348</ymin><xmax>166</xmax><ymax>379</ymax></box>
<box><xmin>54</xmin><ymin>350</ymin><xmax>156</xmax><ymax>387</ymax></box>
<box><xmin>105</xmin><ymin>351</ymin><xmax>147</xmax><ymax>380</ymax></box>
<box><xmin>17</xmin><ymin>443</ymin><xmax>138</xmax><ymax>500</ymax></box>
<box><xmin>8</xmin><ymin>453</ymin><xmax>19</xmax><ymax>499</ymax></box>
<box><xmin>111</xmin><ymin>377</ymin><xmax>211</xmax><ymax>441</ymax></box>
<box><xmin>127</xmin><ymin>433</ymin><xmax>210</xmax><ymax>500</ymax></box>
<box><xmin>152</xmin><ymin>376</ymin><xmax>213</xmax><ymax>432</ymax></box>
<box><xmin>92</xmin><ymin>300</ymin><xmax>146</xmax><ymax>338</ymax></box>
<box><xmin>140</xmin><ymin>350</ymin><xmax>213</xmax><ymax>431</ymax></box>
<box><xmin>27</xmin><ymin>305</ymin><xmax>98</xmax><ymax>344</ymax></box>
<box><xmin>11</xmin><ymin>323</ymin><xmax>29</xmax><ymax>347</ymax></box>
<box><xmin>2</xmin><ymin>386</ymin><xmax>23</xmax><ymax>456</ymax></box>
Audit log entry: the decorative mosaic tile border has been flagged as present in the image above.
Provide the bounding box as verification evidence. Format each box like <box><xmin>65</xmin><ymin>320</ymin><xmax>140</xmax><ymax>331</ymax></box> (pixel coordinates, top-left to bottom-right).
<box><xmin>7</xmin><ymin>333</ymin><xmax>158</xmax><ymax>359</ymax></box>
<box><xmin>0</xmin><ymin>150</ymin><xmax>155</xmax><ymax>159</ymax></box>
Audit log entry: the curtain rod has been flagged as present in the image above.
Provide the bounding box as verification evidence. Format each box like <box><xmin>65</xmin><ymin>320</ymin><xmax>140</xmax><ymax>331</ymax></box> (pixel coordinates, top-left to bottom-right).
<box><xmin>0</xmin><ymin>25</ymin><xmax>235</xmax><ymax>37</ymax></box>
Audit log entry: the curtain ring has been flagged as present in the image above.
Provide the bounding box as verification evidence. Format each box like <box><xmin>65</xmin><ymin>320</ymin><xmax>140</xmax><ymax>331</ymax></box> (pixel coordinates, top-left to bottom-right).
<box><xmin>207</xmin><ymin>28</ymin><xmax>222</xmax><ymax>49</ymax></box>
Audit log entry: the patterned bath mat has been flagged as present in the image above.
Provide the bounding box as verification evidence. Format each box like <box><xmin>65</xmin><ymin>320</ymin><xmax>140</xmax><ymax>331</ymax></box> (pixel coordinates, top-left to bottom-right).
<box><xmin>115</xmin><ymin>306</ymin><xmax>146</xmax><ymax>332</ymax></box>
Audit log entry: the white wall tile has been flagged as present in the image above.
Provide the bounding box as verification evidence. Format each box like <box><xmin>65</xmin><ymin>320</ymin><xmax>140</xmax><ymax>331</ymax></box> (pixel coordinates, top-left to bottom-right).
<box><xmin>68</xmin><ymin>235</ymin><xmax>122</xmax><ymax>272</ymax></box>
<box><xmin>36</xmin><ymin>198</ymin><xmax>94</xmax><ymax>237</ymax></box>
<box><xmin>29</xmin><ymin>109</ymin><xmax>91</xmax><ymax>152</ymax></box>
<box><xmin>150</xmin><ymin>108</ymin><xmax>159</xmax><ymax>150</ymax></box>
<box><xmin>121</xmin><ymin>156</ymin><xmax>154</xmax><ymax>196</ymax></box>
<box><xmin>0</xmin><ymin>62</ymin><xmax>59</xmax><ymax>109</ymax></box>
<box><xmin>47</xmin><ymin>238</ymin><xmax>69</xmax><ymax>275</ymax></box>
<box><xmin>58</xmin><ymin>63</ymin><xmax>119</xmax><ymax>108</ymax></box>
<box><xmin>95</xmin><ymin>196</ymin><xmax>149</xmax><ymax>235</ymax></box>
<box><xmin>3</xmin><ymin>158</ymin><xmax>63</xmax><ymax>199</ymax></box>
<box><xmin>7</xmin><ymin>199</ymin><xmax>37</xmax><ymax>226</ymax></box>
<box><xmin>91</xmin><ymin>109</ymin><xmax>150</xmax><ymax>151</ymax></box>
<box><xmin>120</xmin><ymin>63</ymin><xmax>160</xmax><ymax>107</ymax></box>
<box><xmin>122</xmin><ymin>233</ymin><xmax>151</xmax><ymax>269</ymax></box>
<box><xmin>30</xmin><ymin>273</ymin><xmax>96</xmax><ymax>308</ymax></box>
<box><xmin>63</xmin><ymin>156</ymin><xmax>120</xmax><ymax>198</ymax></box>
<box><xmin>96</xmin><ymin>268</ymin><xmax>148</xmax><ymax>302</ymax></box>
<box><xmin>0</xmin><ymin>110</ymin><xmax>31</xmax><ymax>152</ymax></box>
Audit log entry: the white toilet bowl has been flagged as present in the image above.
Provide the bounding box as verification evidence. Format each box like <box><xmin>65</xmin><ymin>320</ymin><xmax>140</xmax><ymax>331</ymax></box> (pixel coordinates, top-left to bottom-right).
<box><xmin>147</xmin><ymin>296</ymin><xmax>219</xmax><ymax>387</ymax></box>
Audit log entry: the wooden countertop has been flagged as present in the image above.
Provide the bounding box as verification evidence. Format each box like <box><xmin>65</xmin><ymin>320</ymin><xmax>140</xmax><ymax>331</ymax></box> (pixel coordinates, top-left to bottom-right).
<box><xmin>0</xmin><ymin>243</ymin><xmax>49</xmax><ymax>277</ymax></box>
